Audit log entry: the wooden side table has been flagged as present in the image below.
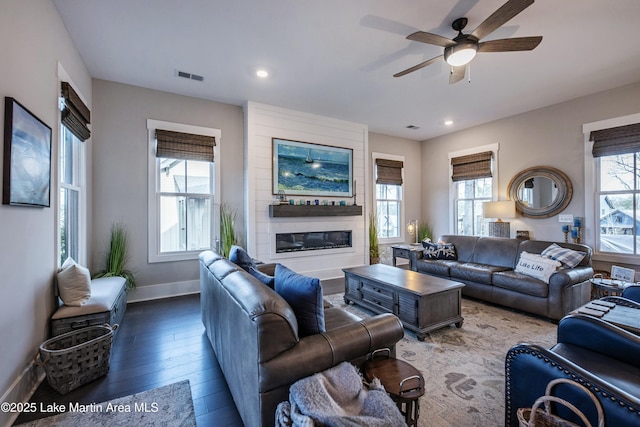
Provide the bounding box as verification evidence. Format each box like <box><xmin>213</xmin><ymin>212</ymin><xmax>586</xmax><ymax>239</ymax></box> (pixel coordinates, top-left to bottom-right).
<box><xmin>590</xmin><ymin>277</ymin><xmax>632</xmax><ymax>299</ymax></box>
<box><xmin>391</xmin><ymin>244</ymin><xmax>423</xmax><ymax>268</ymax></box>
<box><xmin>361</xmin><ymin>349</ymin><xmax>425</xmax><ymax>427</ymax></box>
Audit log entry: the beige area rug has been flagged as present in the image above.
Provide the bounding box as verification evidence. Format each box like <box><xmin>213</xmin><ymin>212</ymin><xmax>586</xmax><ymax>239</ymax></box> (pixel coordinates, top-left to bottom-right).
<box><xmin>16</xmin><ymin>380</ymin><xmax>195</xmax><ymax>427</ymax></box>
<box><xmin>325</xmin><ymin>294</ymin><xmax>557</xmax><ymax>427</ymax></box>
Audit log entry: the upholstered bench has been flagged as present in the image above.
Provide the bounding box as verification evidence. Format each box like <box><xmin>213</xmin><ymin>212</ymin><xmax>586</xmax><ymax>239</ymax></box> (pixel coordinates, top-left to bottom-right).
<box><xmin>51</xmin><ymin>276</ymin><xmax>127</xmax><ymax>337</ymax></box>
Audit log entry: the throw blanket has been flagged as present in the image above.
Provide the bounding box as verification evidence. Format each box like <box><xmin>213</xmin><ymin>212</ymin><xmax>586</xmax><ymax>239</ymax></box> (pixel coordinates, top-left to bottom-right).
<box><xmin>275</xmin><ymin>362</ymin><xmax>406</xmax><ymax>427</ymax></box>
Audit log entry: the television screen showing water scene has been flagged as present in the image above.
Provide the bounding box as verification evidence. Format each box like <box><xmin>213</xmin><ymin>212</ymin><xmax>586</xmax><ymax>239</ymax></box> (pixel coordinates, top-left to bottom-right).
<box><xmin>273</xmin><ymin>138</ymin><xmax>353</xmax><ymax>197</ymax></box>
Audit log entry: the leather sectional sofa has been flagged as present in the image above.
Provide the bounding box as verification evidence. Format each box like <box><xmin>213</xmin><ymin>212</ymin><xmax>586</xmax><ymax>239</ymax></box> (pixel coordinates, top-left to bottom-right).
<box><xmin>505</xmin><ymin>312</ymin><xmax>640</xmax><ymax>426</ymax></box>
<box><xmin>199</xmin><ymin>250</ymin><xmax>404</xmax><ymax>427</ymax></box>
<box><xmin>409</xmin><ymin>235</ymin><xmax>593</xmax><ymax>320</ymax></box>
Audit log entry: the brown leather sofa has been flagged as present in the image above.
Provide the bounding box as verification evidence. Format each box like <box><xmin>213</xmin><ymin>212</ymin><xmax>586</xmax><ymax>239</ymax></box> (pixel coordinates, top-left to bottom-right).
<box><xmin>199</xmin><ymin>250</ymin><xmax>404</xmax><ymax>427</ymax></box>
<box><xmin>409</xmin><ymin>235</ymin><xmax>593</xmax><ymax>320</ymax></box>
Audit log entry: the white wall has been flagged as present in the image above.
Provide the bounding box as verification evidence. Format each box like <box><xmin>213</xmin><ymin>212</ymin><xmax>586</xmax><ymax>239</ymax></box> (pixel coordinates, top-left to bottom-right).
<box><xmin>91</xmin><ymin>80</ymin><xmax>244</xmax><ymax>301</ymax></box>
<box><xmin>0</xmin><ymin>1</ymin><xmax>91</xmax><ymax>424</ymax></box>
<box><xmin>245</xmin><ymin>102</ymin><xmax>368</xmax><ymax>278</ymax></box>
<box><xmin>421</xmin><ymin>81</ymin><xmax>640</xmax><ymax>264</ymax></box>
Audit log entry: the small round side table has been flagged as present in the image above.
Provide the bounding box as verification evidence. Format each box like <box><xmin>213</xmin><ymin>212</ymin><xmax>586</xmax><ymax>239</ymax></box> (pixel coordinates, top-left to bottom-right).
<box><xmin>590</xmin><ymin>276</ymin><xmax>632</xmax><ymax>299</ymax></box>
<box><xmin>361</xmin><ymin>349</ymin><xmax>425</xmax><ymax>427</ymax></box>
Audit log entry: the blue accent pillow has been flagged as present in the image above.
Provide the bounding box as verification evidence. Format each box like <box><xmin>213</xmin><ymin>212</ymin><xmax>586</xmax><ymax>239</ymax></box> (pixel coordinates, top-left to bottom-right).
<box><xmin>228</xmin><ymin>245</ymin><xmax>255</xmax><ymax>270</ymax></box>
<box><xmin>275</xmin><ymin>264</ymin><xmax>325</xmax><ymax>337</ymax></box>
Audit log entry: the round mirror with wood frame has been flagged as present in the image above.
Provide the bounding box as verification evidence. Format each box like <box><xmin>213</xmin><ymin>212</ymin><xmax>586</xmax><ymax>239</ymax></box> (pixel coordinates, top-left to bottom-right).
<box><xmin>507</xmin><ymin>166</ymin><xmax>573</xmax><ymax>218</ymax></box>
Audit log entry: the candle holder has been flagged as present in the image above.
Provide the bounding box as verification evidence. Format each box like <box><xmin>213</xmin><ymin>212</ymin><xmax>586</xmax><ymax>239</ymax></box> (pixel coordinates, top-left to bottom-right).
<box><xmin>561</xmin><ymin>225</ymin><xmax>570</xmax><ymax>243</ymax></box>
<box><xmin>572</xmin><ymin>217</ymin><xmax>583</xmax><ymax>244</ymax></box>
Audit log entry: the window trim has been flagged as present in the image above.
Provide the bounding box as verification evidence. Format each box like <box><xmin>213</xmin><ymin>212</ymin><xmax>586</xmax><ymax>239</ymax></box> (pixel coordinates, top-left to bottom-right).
<box><xmin>56</xmin><ymin>64</ymin><xmax>87</xmax><ymax>267</ymax></box>
<box><xmin>372</xmin><ymin>152</ymin><xmax>405</xmax><ymax>245</ymax></box>
<box><xmin>584</xmin><ymin>113</ymin><xmax>640</xmax><ymax>263</ymax></box>
<box><xmin>147</xmin><ymin>119</ymin><xmax>221</xmax><ymax>263</ymax></box>
<box><xmin>448</xmin><ymin>144</ymin><xmax>499</xmax><ymax>234</ymax></box>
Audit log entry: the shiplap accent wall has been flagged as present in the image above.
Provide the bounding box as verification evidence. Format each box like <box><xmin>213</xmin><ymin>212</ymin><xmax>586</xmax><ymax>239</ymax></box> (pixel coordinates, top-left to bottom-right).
<box><xmin>245</xmin><ymin>101</ymin><xmax>369</xmax><ymax>279</ymax></box>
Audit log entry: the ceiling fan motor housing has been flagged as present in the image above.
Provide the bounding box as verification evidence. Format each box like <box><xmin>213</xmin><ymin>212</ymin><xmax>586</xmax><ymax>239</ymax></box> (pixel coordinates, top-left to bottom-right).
<box><xmin>444</xmin><ymin>35</ymin><xmax>479</xmax><ymax>67</ymax></box>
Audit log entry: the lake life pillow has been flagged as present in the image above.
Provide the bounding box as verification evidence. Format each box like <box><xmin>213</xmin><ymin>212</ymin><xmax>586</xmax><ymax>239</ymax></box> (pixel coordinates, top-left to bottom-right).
<box><xmin>541</xmin><ymin>243</ymin><xmax>586</xmax><ymax>268</ymax></box>
<box><xmin>423</xmin><ymin>242</ymin><xmax>457</xmax><ymax>260</ymax></box>
<box><xmin>515</xmin><ymin>251</ymin><xmax>561</xmax><ymax>283</ymax></box>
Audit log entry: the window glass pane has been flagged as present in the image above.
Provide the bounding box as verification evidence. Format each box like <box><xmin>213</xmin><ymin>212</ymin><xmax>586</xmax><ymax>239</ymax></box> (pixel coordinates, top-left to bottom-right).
<box><xmin>475</xmin><ymin>177</ymin><xmax>492</xmax><ymax>198</ymax></box>
<box><xmin>598</xmin><ymin>193</ymin><xmax>634</xmax><ymax>254</ymax></box>
<box><xmin>600</xmin><ymin>154</ymin><xmax>635</xmax><ymax>191</ymax></box>
<box><xmin>456</xmin><ymin>200</ymin><xmax>474</xmax><ymax>235</ymax></box>
<box><xmin>186</xmin><ymin>196</ymin><xmax>211</xmax><ymax>250</ymax></box>
<box><xmin>160</xmin><ymin>195</ymin><xmax>186</xmax><ymax>252</ymax></box>
<box><xmin>60</xmin><ymin>187</ymin><xmax>79</xmax><ymax>264</ymax></box>
<box><xmin>186</xmin><ymin>161</ymin><xmax>211</xmax><ymax>193</ymax></box>
<box><xmin>457</xmin><ymin>181</ymin><xmax>474</xmax><ymax>198</ymax></box>
<box><xmin>160</xmin><ymin>159</ymin><xmax>186</xmax><ymax>193</ymax></box>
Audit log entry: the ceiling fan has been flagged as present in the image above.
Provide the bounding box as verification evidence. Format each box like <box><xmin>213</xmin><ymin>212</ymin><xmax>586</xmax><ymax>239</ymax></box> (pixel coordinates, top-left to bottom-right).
<box><xmin>394</xmin><ymin>0</ymin><xmax>542</xmax><ymax>83</ymax></box>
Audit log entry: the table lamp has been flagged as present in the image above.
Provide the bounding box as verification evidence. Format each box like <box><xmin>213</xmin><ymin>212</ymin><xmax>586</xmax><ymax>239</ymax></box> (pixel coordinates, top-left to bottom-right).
<box><xmin>483</xmin><ymin>201</ymin><xmax>516</xmax><ymax>238</ymax></box>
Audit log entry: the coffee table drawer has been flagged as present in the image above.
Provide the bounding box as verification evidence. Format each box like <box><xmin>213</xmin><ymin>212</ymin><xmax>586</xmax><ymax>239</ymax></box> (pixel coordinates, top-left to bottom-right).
<box><xmin>361</xmin><ymin>286</ymin><xmax>394</xmax><ymax>311</ymax></box>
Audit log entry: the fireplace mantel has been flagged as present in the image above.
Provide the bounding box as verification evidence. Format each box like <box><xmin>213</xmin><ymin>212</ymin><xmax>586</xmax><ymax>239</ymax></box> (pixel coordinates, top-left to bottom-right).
<box><xmin>269</xmin><ymin>204</ymin><xmax>363</xmax><ymax>218</ymax></box>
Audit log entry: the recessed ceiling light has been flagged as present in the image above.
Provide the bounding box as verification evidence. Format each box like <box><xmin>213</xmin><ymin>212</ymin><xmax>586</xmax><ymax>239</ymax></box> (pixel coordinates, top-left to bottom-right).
<box><xmin>256</xmin><ymin>69</ymin><xmax>269</xmax><ymax>78</ymax></box>
<box><xmin>444</xmin><ymin>120</ymin><xmax>454</xmax><ymax>126</ymax></box>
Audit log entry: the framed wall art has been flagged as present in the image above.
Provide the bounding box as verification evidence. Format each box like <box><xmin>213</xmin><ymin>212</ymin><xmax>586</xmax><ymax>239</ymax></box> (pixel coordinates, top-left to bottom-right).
<box><xmin>3</xmin><ymin>97</ymin><xmax>52</xmax><ymax>207</ymax></box>
<box><xmin>272</xmin><ymin>138</ymin><xmax>353</xmax><ymax>197</ymax></box>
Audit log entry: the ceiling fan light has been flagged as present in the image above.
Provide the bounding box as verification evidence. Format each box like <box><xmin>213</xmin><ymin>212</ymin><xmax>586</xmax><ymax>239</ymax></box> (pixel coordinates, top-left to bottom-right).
<box><xmin>444</xmin><ymin>43</ymin><xmax>478</xmax><ymax>67</ymax></box>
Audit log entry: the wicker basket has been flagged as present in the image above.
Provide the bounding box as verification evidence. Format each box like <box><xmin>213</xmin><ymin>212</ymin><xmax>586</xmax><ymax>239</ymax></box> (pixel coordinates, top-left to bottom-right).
<box><xmin>36</xmin><ymin>324</ymin><xmax>117</xmax><ymax>394</ymax></box>
<box><xmin>517</xmin><ymin>378</ymin><xmax>604</xmax><ymax>427</ymax></box>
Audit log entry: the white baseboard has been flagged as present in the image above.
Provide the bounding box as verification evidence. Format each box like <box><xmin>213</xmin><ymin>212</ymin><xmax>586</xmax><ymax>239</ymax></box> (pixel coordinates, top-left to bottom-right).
<box><xmin>0</xmin><ymin>363</ymin><xmax>44</xmax><ymax>427</ymax></box>
<box><xmin>126</xmin><ymin>279</ymin><xmax>200</xmax><ymax>303</ymax></box>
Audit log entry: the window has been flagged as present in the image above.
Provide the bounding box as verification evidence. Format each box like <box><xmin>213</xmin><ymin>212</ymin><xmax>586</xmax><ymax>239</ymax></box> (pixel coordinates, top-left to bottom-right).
<box><xmin>454</xmin><ymin>178</ymin><xmax>492</xmax><ymax>235</ymax></box>
<box><xmin>58</xmin><ymin>79</ymin><xmax>89</xmax><ymax>266</ymax></box>
<box><xmin>586</xmin><ymin>117</ymin><xmax>640</xmax><ymax>260</ymax></box>
<box><xmin>449</xmin><ymin>146</ymin><xmax>498</xmax><ymax>236</ymax></box>
<box><xmin>147</xmin><ymin>120</ymin><xmax>220</xmax><ymax>263</ymax></box>
<box><xmin>59</xmin><ymin>124</ymin><xmax>84</xmax><ymax>265</ymax></box>
<box><xmin>374</xmin><ymin>155</ymin><xmax>404</xmax><ymax>241</ymax></box>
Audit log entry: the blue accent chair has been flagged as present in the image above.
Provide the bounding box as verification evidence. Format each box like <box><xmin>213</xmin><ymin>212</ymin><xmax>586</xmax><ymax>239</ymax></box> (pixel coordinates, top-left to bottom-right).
<box><xmin>622</xmin><ymin>284</ymin><xmax>640</xmax><ymax>303</ymax></box>
<box><xmin>505</xmin><ymin>313</ymin><xmax>640</xmax><ymax>426</ymax></box>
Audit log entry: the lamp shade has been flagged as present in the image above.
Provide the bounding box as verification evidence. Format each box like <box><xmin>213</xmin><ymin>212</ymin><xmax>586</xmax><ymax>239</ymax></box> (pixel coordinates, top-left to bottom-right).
<box><xmin>483</xmin><ymin>201</ymin><xmax>516</xmax><ymax>220</ymax></box>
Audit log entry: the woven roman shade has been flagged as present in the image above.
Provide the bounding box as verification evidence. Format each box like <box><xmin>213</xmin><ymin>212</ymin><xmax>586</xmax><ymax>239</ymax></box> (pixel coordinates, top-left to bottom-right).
<box><xmin>451</xmin><ymin>151</ymin><xmax>493</xmax><ymax>181</ymax></box>
<box><xmin>155</xmin><ymin>129</ymin><xmax>216</xmax><ymax>162</ymax></box>
<box><xmin>61</xmin><ymin>82</ymin><xmax>91</xmax><ymax>141</ymax></box>
<box><xmin>590</xmin><ymin>122</ymin><xmax>640</xmax><ymax>158</ymax></box>
<box><xmin>376</xmin><ymin>159</ymin><xmax>404</xmax><ymax>185</ymax></box>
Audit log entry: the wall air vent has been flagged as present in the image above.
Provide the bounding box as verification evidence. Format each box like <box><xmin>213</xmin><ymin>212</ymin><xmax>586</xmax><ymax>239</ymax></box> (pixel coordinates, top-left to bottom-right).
<box><xmin>176</xmin><ymin>70</ymin><xmax>204</xmax><ymax>82</ymax></box>
<box><xmin>406</xmin><ymin>125</ymin><xmax>420</xmax><ymax>130</ymax></box>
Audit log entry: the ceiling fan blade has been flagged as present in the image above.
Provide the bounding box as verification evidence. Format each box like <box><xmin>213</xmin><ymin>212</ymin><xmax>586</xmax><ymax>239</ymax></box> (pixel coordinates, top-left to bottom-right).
<box><xmin>478</xmin><ymin>36</ymin><xmax>542</xmax><ymax>52</ymax></box>
<box><xmin>449</xmin><ymin>65</ymin><xmax>466</xmax><ymax>84</ymax></box>
<box><xmin>407</xmin><ymin>31</ymin><xmax>455</xmax><ymax>47</ymax></box>
<box><xmin>471</xmin><ymin>0</ymin><xmax>535</xmax><ymax>40</ymax></box>
<box><xmin>394</xmin><ymin>55</ymin><xmax>443</xmax><ymax>78</ymax></box>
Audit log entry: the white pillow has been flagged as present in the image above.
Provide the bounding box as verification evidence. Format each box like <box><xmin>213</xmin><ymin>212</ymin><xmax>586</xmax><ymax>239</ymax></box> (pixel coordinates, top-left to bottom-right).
<box><xmin>57</xmin><ymin>258</ymin><xmax>92</xmax><ymax>306</ymax></box>
<box><xmin>515</xmin><ymin>251</ymin><xmax>561</xmax><ymax>284</ymax></box>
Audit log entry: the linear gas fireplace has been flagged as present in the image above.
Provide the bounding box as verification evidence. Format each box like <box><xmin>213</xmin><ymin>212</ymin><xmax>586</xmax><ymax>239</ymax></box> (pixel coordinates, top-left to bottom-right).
<box><xmin>276</xmin><ymin>230</ymin><xmax>352</xmax><ymax>253</ymax></box>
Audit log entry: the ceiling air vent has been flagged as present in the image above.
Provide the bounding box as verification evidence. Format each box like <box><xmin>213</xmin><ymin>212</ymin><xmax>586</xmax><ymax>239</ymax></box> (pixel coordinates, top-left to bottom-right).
<box><xmin>176</xmin><ymin>70</ymin><xmax>204</xmax><ymax>82</ymax></box>
<box><xmin>406</xmin><ymin>125</ymin><xmax>420</xmax><ymax>130</ymax></box>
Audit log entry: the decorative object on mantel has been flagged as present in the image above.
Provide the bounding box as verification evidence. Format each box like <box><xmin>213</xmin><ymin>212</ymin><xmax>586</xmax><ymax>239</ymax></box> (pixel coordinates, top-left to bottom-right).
<box><xmin>483</xmin><ymin>200</ymin><xmax>516</xmax><ymax>238</ymax></box>
<box><xmin>406</xmin><ymin>219</ymin><xmax>420</xmax><ymax>245</ymax></box>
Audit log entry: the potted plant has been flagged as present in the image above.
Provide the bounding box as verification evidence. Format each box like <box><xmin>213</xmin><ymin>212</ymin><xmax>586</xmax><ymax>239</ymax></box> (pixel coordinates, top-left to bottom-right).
<box><xmin>369</xmin><ymin>212</ymin><xmax>380</xmax><ymax>264</ymax></box>
<box><xmin>219</xmin><ymin>202</ymin><xmax>238</xmax><ymax>258</ymax></box>
<box><xmin>418</xmin><ymin>221</ymin><xmax>434</xmax><ymax>243</ymax></box>
<box><xmin>93</xmin><ymin>222</ymin><xmax>136</xmax><ymax>290</ymax></box>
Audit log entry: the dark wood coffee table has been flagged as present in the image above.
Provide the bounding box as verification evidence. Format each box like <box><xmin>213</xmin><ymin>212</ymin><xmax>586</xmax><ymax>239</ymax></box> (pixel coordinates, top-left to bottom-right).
<box><xmin>343</xmin><ymin>264</ymin><xmax>464</xmax><ymax>340</ymax></box>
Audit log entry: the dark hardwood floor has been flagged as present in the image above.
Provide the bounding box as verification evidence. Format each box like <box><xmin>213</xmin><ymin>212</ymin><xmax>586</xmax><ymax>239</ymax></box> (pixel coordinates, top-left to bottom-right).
<box><xmin>14</xmin><ymin>294</ymin><xmax>243</xmax><ymax>426</ymax></box>
<box><xmin>14</xmin><ymin>279</ymin><xmax>345</xmax><ymax>426</ymax></box>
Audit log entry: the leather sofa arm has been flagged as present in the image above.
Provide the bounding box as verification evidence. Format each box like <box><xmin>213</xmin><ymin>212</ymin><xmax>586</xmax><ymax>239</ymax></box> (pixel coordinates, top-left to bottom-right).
<box><xmin>259</xmin><ymin>313</ymin><xmax>404</xmax><ymax>392</ymax></box>
<box><xmin>549</xmin><ymin>266</ymin><xmax>594</xmax><ymax>288</ymax></box>
<box><xmin>557</xmin><ymin>314</ymin><xmax>640</xmax><ymax>365</ymax></box>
